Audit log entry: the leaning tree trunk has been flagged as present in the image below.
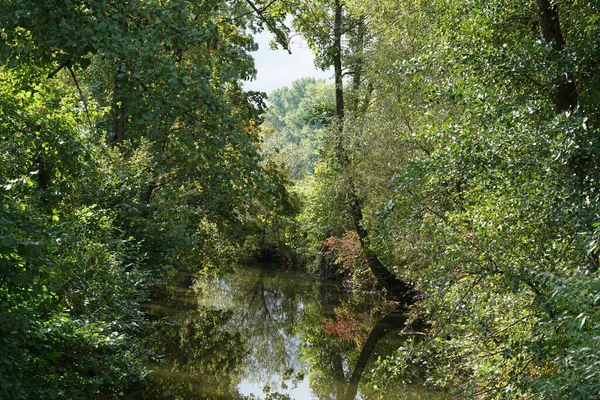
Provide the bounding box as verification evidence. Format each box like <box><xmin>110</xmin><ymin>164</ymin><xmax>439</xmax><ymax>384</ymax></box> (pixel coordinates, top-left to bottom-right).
<box><xmin>331</xmin><ymin>0</ymin><xmax>415</xmax><ymax>302</ymax></box>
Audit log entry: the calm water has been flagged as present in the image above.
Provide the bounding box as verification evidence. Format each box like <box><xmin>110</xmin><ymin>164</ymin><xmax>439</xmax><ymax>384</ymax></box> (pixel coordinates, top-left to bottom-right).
<box><xmin>143</xmin><ymin>264</ymin><xmax>442</xmax><ymax>399</ymax></box>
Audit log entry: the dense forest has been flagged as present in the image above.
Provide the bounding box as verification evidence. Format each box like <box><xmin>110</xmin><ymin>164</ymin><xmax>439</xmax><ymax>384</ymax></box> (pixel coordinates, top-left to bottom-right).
<box><xmin>1</xmin><ymin>0</ymin><xmax>600</xmax><ymax>398</ymax></box>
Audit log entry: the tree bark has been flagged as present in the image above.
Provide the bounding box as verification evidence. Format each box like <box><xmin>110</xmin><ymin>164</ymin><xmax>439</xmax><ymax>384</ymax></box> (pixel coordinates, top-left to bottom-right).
<box><xmin>112</xmin><ymin>59</ymin><xmax>127</xmax><ymax>146</ymax></box>
<box><xmin>536</xmin><ymin>0</ymin><xmax>578</xmax><ymax>112</ymax></box>
<box><xmin>333</xmin><ymin>0</ymin><xmax>344</xmax><ymax>124</ymax></box>
<box><xmin>36</xmin><ymin>157</ymin><xmax>50</xmax><ymax>191</ymax></box>
<box><xmin>139</xmin><ymin>184</ymin><xmax>156</xmax><ymax>205</ymax></box>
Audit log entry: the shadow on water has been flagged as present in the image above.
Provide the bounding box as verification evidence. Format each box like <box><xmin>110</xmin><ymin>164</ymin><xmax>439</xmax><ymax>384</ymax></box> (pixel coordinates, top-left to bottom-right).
<box><xmin>137</xmin><ymin>263</ymin><xmax>444</xmax><ymax>399</ymax></box>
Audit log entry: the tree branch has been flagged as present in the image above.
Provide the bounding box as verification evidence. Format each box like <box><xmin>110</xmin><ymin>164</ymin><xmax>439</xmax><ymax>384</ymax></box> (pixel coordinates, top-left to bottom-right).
<box><xmin>244</xmin><ymin>0</ymin><xmax>291</xmax><ymax>54</ymax></box>
<box><xmin>47</xmin><ymin>59</ymin><xmax>72</xmax><ymax>79</ymax></box>
<box><xmin>67</xmin><ymin>64</ymin><xmax>92</xmax><ymax>124</ymax></box>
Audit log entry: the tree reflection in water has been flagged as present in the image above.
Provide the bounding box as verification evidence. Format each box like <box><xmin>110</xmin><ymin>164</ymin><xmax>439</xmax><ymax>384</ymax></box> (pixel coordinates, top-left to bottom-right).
<box><xmin>195</xmin><ymin>267</ymin><xmax>314</xmax><ymax>393</ymax></box>
<box><xmin>141</xmin><ymin>265</ymin><xmax>443</xmax><ymax>399</ymax></box>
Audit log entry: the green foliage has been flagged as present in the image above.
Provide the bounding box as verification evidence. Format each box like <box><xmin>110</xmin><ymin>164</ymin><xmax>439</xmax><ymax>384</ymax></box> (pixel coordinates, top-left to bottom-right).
<box><xmin>337</xmin><ymin>0</ymin><xmax>600</xmax><ymax>396</ymax></box>
<box><xmin>262</xmin><ymin>77</ymin><xmax>335</xmax><ymax>179</ymax></box>
<box><xmin>3</xmin><ymin>0</ymin><xmax>599</xmax><ymax>396</ymax></box>
<box><xmin>523</xmin><ymin>270</ymin><xmax>600</xmax><ymax>397</ymax></box>
<box><xmin>0</xmin><ymin>143</ymin><xmax>149</xmax><ymax>399</ymax></box>
<box><xmin>294</xmin><ymin>162</ymin><xmax>354</xmax><ymax>272</ymax></box>
<box><xmin>269</xmin><ymin>0</ymin><xmax>600</xmax><ymax>396</ymax></box>
<box><xmin>0</xmin><ymin>0</ymin><xmax>290</xmax><ymax>398</ymax></box>
<box><xmin>255</xmin><ymin>78</ymin><xmax>338</xmax><ymax>266</ymax></box>
<box><xmin>236</xmin><ymin>160</ymin><xmax>302</xmax><ymax>265</ymax></box>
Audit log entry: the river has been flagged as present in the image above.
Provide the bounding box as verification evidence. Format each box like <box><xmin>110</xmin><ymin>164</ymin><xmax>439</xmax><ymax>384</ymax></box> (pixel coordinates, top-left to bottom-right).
<box><xmin>141</xmin><ymin>263</ymin><xmax>444</xmax><ymax>399</ymax></box>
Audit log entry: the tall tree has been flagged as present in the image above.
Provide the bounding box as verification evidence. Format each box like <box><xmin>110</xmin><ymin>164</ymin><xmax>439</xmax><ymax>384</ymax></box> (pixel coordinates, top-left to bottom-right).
<box><xmin>292</xmin><ymin>0</ymin><xmax>415</xmax><ymax>301</ymax></box>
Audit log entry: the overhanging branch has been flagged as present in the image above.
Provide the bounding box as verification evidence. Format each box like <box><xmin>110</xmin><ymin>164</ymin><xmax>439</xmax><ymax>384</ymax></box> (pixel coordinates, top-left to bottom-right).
<box><xmin>244</xmin><ymin>0</ymin><xmax>291</xmax><ymax>54</ymax></box>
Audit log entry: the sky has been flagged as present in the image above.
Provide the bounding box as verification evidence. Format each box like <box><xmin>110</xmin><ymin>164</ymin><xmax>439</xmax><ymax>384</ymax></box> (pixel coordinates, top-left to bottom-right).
<box><xmin>244</xmin><ymin>30</ymin><xmax>333</xmax><ymax>94</ymax></box>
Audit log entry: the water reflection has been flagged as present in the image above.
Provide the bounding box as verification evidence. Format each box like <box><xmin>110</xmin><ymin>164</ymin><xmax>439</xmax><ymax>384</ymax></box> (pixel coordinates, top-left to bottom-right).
<box><xmin>142</xmin><ymin>265</ymin><xmax>442</xmax><ymax>399</ymax></box>
<box><xmin>196</xmin><ymin>267</ymin><xmax>314</xmax><ymax>397</ymax></box>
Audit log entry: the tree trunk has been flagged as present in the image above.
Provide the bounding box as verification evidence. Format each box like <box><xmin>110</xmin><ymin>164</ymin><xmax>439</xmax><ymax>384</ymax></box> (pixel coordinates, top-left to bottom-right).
<box><xmin>535</xmin><ymin>0</ymin><xmax>595</xmax><ymax>271</ymax></box>
<box><xmin>36</xmin><ymin>157</ymin><xmax>50</xmax><ymax>191</ymax></box>
<box><xmin>333</xmin><ymin>0</ymin><xmax>344</xmax><ymax>124</ymax></box>
<box><xmin>139</xmin><ymin>184</ymin><xmax>156</xmax><ymax>205</ymax></box>
<box><xmin>536</xmin><ymin>0</ymin><xmax>578</xmax><ymax>112</ymax></box>
<box><xmin>330</xmin><ymin>0</ymin><xmax>415</xmax><ymax>303</ymax></box>
<box><xmin>112</xmin><ymin>59</ymin><xmax>127</xmax><ymax>146</ymax></box>
<box><xmin>349</xmin><ymin>192</ymin><xmax>415</xmax><ymax>303</ymax></box>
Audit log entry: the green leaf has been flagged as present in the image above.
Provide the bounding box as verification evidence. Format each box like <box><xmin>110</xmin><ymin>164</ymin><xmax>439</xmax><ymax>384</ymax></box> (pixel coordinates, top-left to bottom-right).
<box><xmin>1</xmin><ymin>237</ymin><xmax>14</xmax><ymax>247</ymax></box>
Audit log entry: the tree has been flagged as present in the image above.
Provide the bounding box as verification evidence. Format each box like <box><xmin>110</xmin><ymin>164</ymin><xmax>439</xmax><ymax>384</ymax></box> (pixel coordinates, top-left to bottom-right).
<box><xmin>291</xmin><ymin>0</ymin><xmax>415</xmax><ymax>301</ymax></box>
<box><xmin>342</xmin><ymin>0</ymin><xmax>600</xmax><ymax>396</ymax></box>
<box><xmin>261</xmin><ymin>77</ymin><xmax>335</xmax><ymax>178</ymax></box>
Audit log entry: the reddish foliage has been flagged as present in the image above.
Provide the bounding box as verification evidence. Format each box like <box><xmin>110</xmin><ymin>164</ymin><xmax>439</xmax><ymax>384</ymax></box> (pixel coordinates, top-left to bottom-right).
<box><xmin>323</xmin><ymin>231</ymin><xmax>376</xmax><ymax>289</ymax></box>
<box><xmin>322</xmin><ymin>302</ymin><xmax>374</xmax><ymax>344</ymax></box>
<box><xmin>323</xmin><ymin>231</ymin><xmax>365</xmax><ymax>274</ymax></box>
<box><xmin>323</xmin><ymin>316</ymin><xmax>358</xmax><ymax>341</ymax></box>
